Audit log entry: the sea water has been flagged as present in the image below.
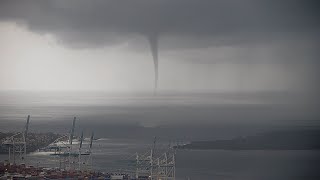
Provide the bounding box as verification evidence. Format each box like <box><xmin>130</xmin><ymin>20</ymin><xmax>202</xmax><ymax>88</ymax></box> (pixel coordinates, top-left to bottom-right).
<box><xmin>1</xmin><ymin>91</ymin><xmax>320</xmax><ymax>179</ymax></box>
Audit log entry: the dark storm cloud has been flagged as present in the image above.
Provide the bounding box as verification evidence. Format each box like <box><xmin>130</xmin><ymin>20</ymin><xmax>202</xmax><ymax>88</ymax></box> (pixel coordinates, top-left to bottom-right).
<box><xmin>0</xmin><ymin>0</ymin><xmax>319</xmax><ymax>48</ymax></box>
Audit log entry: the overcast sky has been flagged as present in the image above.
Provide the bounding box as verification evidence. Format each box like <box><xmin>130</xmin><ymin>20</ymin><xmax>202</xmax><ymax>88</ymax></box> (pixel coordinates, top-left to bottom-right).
<box><xmin>0</xmin><ymin>0</ymin><xmax>319</xmax><ymax>93</ymax></box>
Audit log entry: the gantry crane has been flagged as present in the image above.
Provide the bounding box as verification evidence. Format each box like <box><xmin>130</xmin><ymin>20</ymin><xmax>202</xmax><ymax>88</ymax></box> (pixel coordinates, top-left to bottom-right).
<box><xmin>2</xmin><ymin>115</ymin><xmax>30</xmax><ymax>164</ymax></box>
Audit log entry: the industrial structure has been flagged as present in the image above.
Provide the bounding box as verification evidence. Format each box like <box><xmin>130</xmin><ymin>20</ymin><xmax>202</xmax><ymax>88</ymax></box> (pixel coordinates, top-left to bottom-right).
<box><xmin>40</xmin><ymin>117</ymin><xmax>94</xmax><ymax>171</ymax></box>
<box><xmin>134</xmin><ymin>150</ymin><xmax>176</xmax><ymax>180</ymax></box>
<box><xmin>134</xmin><ymin>137</ymin><xmax>176</xmax><ymax>180</ymax></box>
<box><xmin>2</xmin><ymin>115</ymin><xmax>30</xmax><ymax>165</ymax></box>
<box><xmin>1</xmin><ymin>115</ymin><xmax>177</xmax><ymax>180</ymax></box>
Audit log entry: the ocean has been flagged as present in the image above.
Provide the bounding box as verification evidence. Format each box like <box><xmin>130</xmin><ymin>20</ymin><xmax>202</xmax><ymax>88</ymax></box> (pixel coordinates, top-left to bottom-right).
<box><xmin>0</xmin><ymin>138</ymin><xmax>320</xmax><ymax>180</ymax></box>
<box><xmin>1</xmin><ymin>138</ymin><xmax>320</xmax><ymax>180</ymax></box>
<box><xmin>1</xmin><ymin>91</ymin><xmax>320</xmax><ymax>179</ymax></box>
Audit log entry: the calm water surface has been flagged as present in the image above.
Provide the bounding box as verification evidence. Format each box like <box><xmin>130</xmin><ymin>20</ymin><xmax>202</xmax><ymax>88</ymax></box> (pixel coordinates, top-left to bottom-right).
<box><xmin>1</xmin><ymin>138</ymin><xmax>319</xmax><ymax>180</ymax></box>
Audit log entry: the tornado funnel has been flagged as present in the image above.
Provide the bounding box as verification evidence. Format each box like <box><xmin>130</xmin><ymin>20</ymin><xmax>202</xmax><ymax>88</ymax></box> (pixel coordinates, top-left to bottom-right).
<box><xmin>148</xmin><ymin>33</ymin><xmax>158</xmax><ymax>94</ymax></box>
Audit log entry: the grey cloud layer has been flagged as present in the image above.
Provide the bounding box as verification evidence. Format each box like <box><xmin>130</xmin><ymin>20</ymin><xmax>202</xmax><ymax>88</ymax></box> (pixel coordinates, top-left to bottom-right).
<box><xmin>0</xmin><ymin>0</ymin><xmax>319</xmax><ymax>48</ymax></box>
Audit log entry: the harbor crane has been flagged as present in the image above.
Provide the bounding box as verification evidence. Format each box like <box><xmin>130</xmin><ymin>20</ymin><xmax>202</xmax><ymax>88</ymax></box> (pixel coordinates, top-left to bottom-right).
<box><xmin>2</xmin><ymin>115</ymin><xmax>30</xmax><ymax>164</ymax></box>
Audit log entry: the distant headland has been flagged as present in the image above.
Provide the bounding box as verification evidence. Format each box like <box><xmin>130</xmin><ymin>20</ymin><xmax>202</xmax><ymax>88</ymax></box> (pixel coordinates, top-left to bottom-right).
<box><xmin>175</xmin><ymin>129</ymin><xmax>320</xmax><ymax>150</ymax></box>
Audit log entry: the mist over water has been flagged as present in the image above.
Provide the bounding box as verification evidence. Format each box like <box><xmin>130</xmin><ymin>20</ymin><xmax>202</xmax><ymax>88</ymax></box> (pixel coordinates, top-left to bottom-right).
<box><xmin>0</xmin><ymin>91</ymin><xmax>319</xmax><ymax>139</ymax></box>
<box><xmin>1</xmin><ymin>91</ymin><xmax>320</xmax><ymax>179</ymax></box>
